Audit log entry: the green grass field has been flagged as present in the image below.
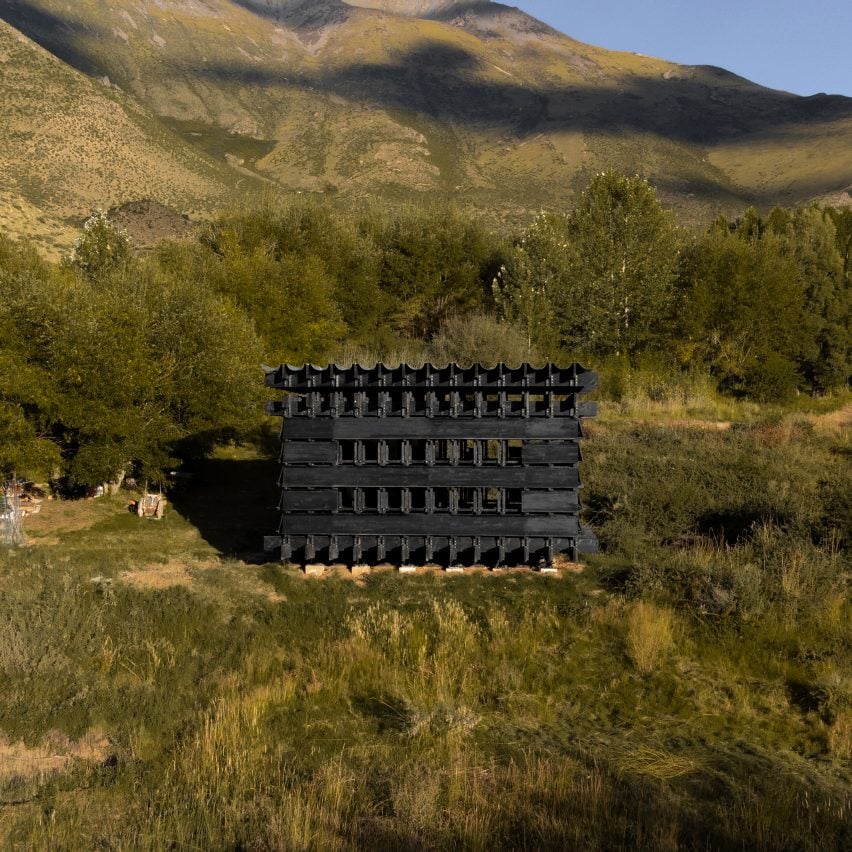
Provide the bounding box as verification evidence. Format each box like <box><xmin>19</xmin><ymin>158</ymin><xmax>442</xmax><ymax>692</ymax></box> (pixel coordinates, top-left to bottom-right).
<box><xmin>0</xmin><ymin>399</ymin><xmax>849</xmax><ymax>850</ymax></box>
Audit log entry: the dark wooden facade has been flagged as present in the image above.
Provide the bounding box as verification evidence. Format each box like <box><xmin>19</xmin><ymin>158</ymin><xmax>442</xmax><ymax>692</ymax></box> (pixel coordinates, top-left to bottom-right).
<box><xmin>264</xmin><ymin>363</ymin><xmax>598</xmax><ymax>567</ymax></box>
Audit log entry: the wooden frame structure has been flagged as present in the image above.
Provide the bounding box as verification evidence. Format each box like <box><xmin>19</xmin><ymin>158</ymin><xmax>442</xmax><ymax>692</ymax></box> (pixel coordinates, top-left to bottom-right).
<box><xmin>264</xmin><ymin>363</ymin><xmax>598</xmax><ymax>567</ymax></box>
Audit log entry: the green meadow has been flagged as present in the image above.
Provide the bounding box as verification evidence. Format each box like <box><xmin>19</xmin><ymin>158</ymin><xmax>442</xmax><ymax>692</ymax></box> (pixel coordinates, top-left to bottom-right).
<box><xmin>1</xmin><ymin>394</ymin><xmax>848</xmax><ymax>850</ymax></box>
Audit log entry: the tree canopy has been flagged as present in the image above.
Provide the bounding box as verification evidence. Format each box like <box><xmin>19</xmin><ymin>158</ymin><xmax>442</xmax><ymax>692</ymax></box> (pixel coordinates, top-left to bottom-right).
<box><xmin>0</xmin><ymin>225</ymin><xmax>263</xmax><ymax>486</ymax></box>
<box><xmin>1</xmin><ymin>184</ymin><xmax>849</xmax><ymax>484</ymax></box>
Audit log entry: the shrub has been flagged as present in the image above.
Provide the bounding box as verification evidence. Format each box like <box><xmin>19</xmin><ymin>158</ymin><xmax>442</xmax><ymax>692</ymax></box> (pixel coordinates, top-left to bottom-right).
<box><xmin>625</xmin><ymin>602</ymin><xmax>674</xmax><ymax>674</ymax></box>
<box><xmin>741</xmin><ymin>351</ymin><xmax>800</xmax><ymax>402</ymax></box>
<box><xmin>429</xmin><ymin>312</ymin><xmax>540</xmax><ymax>366</ymax></box>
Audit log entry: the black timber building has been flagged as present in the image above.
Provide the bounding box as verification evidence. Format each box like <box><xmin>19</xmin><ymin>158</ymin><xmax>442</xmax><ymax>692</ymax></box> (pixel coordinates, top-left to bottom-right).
<box><xmin>265</xmin><ymin>363</ymin><xmax>598</xmax><ymax>568</ymax></box>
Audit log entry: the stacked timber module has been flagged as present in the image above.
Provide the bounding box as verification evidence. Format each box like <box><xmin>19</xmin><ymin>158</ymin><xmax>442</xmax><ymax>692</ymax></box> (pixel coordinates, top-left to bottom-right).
<box><xmin>264</xmin><ymin>363</ymin><xmax>598</xmax><ymax>568</ymax></box>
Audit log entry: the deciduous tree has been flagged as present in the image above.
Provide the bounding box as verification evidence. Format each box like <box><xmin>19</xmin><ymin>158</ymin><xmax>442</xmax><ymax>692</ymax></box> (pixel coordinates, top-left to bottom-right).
<box><xmin>558</xmin><ymin>171</ymin><xmax>680</xmax><ymax>356</ymax></box>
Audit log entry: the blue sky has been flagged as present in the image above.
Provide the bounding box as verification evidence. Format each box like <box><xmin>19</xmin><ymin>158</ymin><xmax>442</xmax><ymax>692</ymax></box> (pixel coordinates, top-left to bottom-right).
<box><xmin>515</xmin><ymin>1</ymin><xmax>852</xmax><ymax>97</ymax></box>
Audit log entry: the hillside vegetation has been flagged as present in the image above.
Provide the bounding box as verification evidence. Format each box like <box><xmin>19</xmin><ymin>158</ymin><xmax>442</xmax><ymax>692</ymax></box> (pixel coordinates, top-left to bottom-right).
<box><xmin>0</xmin><ymin>20</ymin><xmax>253</xmax><ymax>257</ymax></box>
<box><xmin>1</xmin><ymin>0</ymin><xmax>851</xmax><ymax>252</ymax></box>
<box><xmin>1</xmin><ymin>176</ymin><xmax>849</xmax><ymax>489</ymax></box>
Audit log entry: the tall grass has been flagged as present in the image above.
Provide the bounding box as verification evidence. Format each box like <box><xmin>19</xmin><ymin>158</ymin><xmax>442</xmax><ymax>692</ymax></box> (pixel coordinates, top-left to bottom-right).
<box><xmin>625</xmin><ymin>602</ymin><xmax>675</xmax><ymax>674</ymax></box>
<box><xmin>1</xmin><ymin>402</ymin><xmax>849</xmax><ymax>850</ymax></box>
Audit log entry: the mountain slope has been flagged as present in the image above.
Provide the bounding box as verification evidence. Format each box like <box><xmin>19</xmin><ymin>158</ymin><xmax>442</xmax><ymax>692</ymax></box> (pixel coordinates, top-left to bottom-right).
<box><xmin>1</xmin><ymin>0</ymin><xmax>850</xmax><ymax>244</ymax></box>
<box><xmin>0</xmin><ymin>18</ymin><xmax>256</xmax><ymax>255</ymax></box>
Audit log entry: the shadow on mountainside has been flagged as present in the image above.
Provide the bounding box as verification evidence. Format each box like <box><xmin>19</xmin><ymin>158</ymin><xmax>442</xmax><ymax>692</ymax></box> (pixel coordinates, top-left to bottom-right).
<box><xmin>3</xmin><ymin>1</ymin><xmax>851</xmax><ymax>206</ymax></box>
<box><xmin>192</xmin><ymin>40</ymin><xmax>851</xmax><ymax>148</ymax></box>
<box><xmin>231</xmin><ymin>0</ymin><xmax>351</xmax><ymax>29</ymax></box>
<box><xmin>6</xmin><ymin>0</ymin><xmax>848</xmax><ymax>149</ymax></box>
<box><xmin>0</xmin><ymin>0</ymin><xmax>104</xmax><ymax>76</ymax></box>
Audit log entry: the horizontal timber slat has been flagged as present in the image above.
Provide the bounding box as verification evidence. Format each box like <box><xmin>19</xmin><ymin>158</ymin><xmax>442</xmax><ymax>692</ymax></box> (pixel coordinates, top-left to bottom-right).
<box><xmin>280</xmin><ymin>490</ymin><xmax>339</xmax><ymax>512</ymax></box>
<box><xmin>281</xmin><ymin>418</ymin><xmax>582</xmax><ymax>440</ymax></box>
<box><xmin>282</xmin><ymin>443</ymin><xmax>339</xmax><ymax>464</ymax></box>
<box><xmin>521</xmin><ymin>491</ymin><xmax>580</xmax><ymax>512</ymax></box>
<box><xmin>282</xmin><ymin>467</ymin><xmax>579</xmax><ymax>488</ymax></box>
<box><xmin>281</xmin><ymin>515</ymin><xmax>582</xmax><ymax>536</ymax></box>
<box><xmin>522</xmin><ymin>443</ymin><xmax>580</xmax><ymax>464</ymax></box>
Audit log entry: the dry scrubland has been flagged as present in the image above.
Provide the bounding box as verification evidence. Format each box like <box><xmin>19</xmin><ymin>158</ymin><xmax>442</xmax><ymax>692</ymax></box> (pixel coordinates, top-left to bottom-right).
<box><xmin>0</xmin><ymin>21</ymin><xmax>244</xmax><ymax>257</ymax></box>
<box><xmin>3</xmin><ymin>0</ymin><xmax>852</xmax><ymax>257</ymax></box>
<box><xmin>0</xmin><ymin>394</ymin><xmax>849</xmax><ymax>850</ymax></box>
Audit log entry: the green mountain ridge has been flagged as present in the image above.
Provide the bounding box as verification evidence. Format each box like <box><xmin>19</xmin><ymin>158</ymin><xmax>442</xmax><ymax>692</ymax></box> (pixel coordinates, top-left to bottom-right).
<box><xmin>1</xmin><ymin>0</ymin><xmax>850</xmax><ymax>250</ymax></box>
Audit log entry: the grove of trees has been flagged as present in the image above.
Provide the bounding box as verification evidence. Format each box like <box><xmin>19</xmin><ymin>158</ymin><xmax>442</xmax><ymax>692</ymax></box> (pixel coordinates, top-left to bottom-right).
<box><xmin>1</xmin><ymin>174</ymin><xmax>849</xmax><ymax>487</ymax></box>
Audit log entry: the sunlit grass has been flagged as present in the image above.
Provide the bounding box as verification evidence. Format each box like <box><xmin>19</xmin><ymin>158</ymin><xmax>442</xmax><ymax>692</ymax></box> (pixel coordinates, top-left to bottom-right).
<box><xmin>0</xmin><ymin>401</ymin><xmax>849</xmax><ymax>849</ymax></box>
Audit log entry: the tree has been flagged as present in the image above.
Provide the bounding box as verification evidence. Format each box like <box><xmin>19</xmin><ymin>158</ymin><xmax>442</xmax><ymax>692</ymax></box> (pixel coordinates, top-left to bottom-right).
<box><xmin>720</xmin><ymin>205</ymin><xmax>849</xmax><ymax>393</ymax></box>
<box><xmin>205</xmin><ymin>200</ymin><xmax>390</xmax><ymax>343</ymax></box>
<box><xmin>0</xmin><ymin>401</ymin><xmax>60</xmax><ymax>478</ymax></box>
<box><xmin>143</xmin><ymin>268</ymin><xmax>265</xmax><ymax>468</ymax></box>
<box><xmin>174</xmin><ymin>214</ymin><xmax>347</xmax><ymax>366</ymax></box>
<box><xmin>1</xmin><ymin>227</ymin><xmax>265</xmax><ymax>487</ymax></box>
<box><xmin>373</xmin><ymin>204</ymin><xmax>499</xmax><ymax>339</ymax></box>
<box><xmin>0</xmin><ymin>235</ymin><xmax>62</xmax><ymax>479</ymax></box>
<box><xmin>825</xmin><ymin>206</ymin><xmax>852</xmax><ymax>282</ymax></box>
<box><xmin>823</xmin><ymin>205</ymin><xmax>852</xmax><ymax>387</ymax></box>
<box><xmin>268</xmin><ymin>200</ymin><xmax>387</xmax><ymax>341</ymax></box>
<box><xmin>557</xmin><ymin>171</ymin><xmax>680</xmax><ymax>356</ymax></box>
<box><xmin>492</xmin><ymin>213</ymin><xmax>566</xmax><ymax>357</ymax></box>
<box><xmin>785</xmin><ymin>207</ymin><xmax>849</xmax><ymax>392</ymax></box>
<box><xmin>678</xmin><ymin>224</ymin><xmax>804</xmax><ymax>399</ymax></box>
<box><xmin>64</xmin><ymin>209</ymin><xmax>131</xmax><ymax>281</ymax></box>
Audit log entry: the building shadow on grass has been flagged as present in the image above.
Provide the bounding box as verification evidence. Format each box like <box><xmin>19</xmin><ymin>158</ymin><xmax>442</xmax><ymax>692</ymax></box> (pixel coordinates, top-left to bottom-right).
<box><xmin>694</xmin><ymin>507</ymin><xmax>788</xmax><ymax>546</ymax></box>
<box><xmin>167</xmin><ymin>456</ymin><xmax>280</xmax><ymax>562</ymax></box>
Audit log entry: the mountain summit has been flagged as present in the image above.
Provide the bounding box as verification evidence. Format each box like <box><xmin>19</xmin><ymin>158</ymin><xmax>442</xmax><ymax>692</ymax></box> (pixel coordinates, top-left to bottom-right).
<box><xmin>347</xmin><ymin>1</ymin><xmax>490</xmax><ymax>13</ymax></box>
<box><xmin>1</xmin><ymin>0</ymin><xmax>850</xmax><ymax>250</ymax></box>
